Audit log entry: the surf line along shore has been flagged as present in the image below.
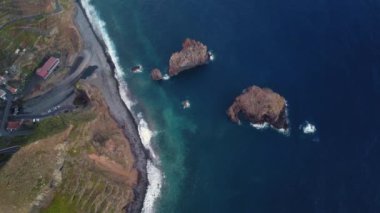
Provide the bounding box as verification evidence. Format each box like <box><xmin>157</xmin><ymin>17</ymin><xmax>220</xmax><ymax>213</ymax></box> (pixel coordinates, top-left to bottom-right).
<box><xmin>74</xmin><ymin>1</ymin><xmax>148</xmax><ymax>212</ymax></box>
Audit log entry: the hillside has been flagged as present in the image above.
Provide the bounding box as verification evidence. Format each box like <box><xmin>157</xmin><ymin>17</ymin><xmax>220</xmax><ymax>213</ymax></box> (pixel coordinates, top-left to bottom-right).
<box><xmin>0</xmin><ymin>0</ymin><xmax>80</xmax><ymax>85</ymax></box>
<box><xmin>0</xmin><ymin>82</ymin><xmax>137</xmax><ymax>213</ymax></box>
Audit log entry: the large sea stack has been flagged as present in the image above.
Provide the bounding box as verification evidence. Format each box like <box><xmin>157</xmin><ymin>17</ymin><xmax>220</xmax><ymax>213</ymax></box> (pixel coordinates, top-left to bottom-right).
<box><xmin>168</xmin><ymin>38</ymin><xmax>210</xmax><ymax>77</ymax></box>
<box><xmin>227</xmin><ymin>86</ymin><xmax>289</xmax><ymax>130</ymax></box>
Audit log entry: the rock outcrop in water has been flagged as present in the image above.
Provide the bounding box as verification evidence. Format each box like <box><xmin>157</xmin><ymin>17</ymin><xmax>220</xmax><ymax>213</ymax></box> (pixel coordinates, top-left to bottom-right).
<box><xmin>151</xmin><ymin>68</ymin><xmax>163</xmax><ymax>80</ymax></box>
<box><xmin>227</xmin><ymin>86</ymin><xmax>289</xmax><ymax>130</ymax></box>
<box><xmin>168</xmin><ymin>38</ymin><xmax>210</xmax><ymax>76</ymax></box>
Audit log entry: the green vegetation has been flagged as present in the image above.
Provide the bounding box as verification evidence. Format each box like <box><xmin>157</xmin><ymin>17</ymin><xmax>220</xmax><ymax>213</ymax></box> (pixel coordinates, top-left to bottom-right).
<box><xmin>0</xmin><ymin>14</ymin><xmax>46</xmax><ymax>72</ymax></box>
<box><xmin>1</xmin><ymin>111</ymin><xmax>96</xmax><ymax>147</ymax></box>
<box><xmin>42</xmin><ymin>177</ymin><xmax>115</xmax><ymax>213</ymax></box>
<box><xmin>31</xmin><ymin>111</ymin><xmax>96</xmax><ymax>141</ymax></box>
<box><xmin>29</xmin><ymin>116</ymin><xmax>70</xmax><ymax>141</ymax></box>
<box><xmin>0</xmin><ymin>0</ymin><xmax>80</xmax><ymax>89</ymax></box>
<box><xmin>0</xmin><ymin>84</ymin><xmax>135</xmax><ymax>212</ymax></box>
<box><xmin>41</xmin><ymin>194</ymin><xmax>78</xmax><ymax>213</ymax></box>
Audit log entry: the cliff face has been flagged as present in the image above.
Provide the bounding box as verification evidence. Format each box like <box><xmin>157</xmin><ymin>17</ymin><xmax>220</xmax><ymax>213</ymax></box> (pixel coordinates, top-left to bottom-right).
<box><xmin>168</xmin><ymin>39</ymin><xmax>210</xmax><ymax>76</ymax></box>
<box><xmin>227</xmin><ymin>86</ymin><xmax>289</xmax><ymax>130</ymax></box>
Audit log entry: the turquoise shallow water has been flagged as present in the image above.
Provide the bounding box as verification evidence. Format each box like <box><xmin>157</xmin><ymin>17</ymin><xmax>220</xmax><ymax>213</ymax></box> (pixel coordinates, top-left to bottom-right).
<box><xmin>90</xmin><ymin>0</ymin><xmax>380</xmax><ymax>212</ymax></box>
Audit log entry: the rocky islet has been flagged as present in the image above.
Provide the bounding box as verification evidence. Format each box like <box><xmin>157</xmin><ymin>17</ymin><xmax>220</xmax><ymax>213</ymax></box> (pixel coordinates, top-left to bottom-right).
<box><xmin>227</xmin><ymin>86</ymin><xmax>289</xmax><ymax>131</ymax></box>
<box><xmin>168</xmin><ymin>38</ymin><xmax>211</xmax><ymax>77</ymax></box>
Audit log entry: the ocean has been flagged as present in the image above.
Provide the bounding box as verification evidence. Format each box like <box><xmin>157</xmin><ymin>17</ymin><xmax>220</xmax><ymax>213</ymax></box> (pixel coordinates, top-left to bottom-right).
<box><xmin>83</xmin><ymin>0</ymin><xmax>380</xmax><ymax>212</ymax></box>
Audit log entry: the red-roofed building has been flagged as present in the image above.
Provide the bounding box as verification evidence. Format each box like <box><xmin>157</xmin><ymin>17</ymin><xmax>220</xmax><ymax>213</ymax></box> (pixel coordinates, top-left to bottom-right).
<box><xmin>6</xmin><ymin>120</ymin><xmax>23</xmax><ymax>131</ymax></box>
<box><xmin>36</xmin><ymin>57</ymin><xmax>60</xmax><ymax>79</ymax></box>
<box><xmin>6</xmin><ymin>85</ymin><xmax>17</xmax><ymax>94</ymax></box>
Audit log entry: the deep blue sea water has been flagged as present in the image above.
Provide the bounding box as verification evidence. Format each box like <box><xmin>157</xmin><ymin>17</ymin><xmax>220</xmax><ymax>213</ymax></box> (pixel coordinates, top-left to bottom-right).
<box><xmin>90</xmin><ymin>0</ymin><xmax>380</xmax><ymax>212</ymax></box>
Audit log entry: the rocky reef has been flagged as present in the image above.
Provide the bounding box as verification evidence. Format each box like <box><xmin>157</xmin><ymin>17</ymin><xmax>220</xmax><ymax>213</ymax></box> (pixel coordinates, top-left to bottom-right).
<box><xmin>168</xmin><ymin>38</ymin><xmax>210</xmax><ymax>76</ymax></box>
<box><xmin>227</xmin><ymin>86</ymin><xmax>289</xmax><ymax>130</ymax></box>
<box><xmin>151</xmin><ymin>68</ymin><xmax>163</xmax><ymax>80</ymax></box>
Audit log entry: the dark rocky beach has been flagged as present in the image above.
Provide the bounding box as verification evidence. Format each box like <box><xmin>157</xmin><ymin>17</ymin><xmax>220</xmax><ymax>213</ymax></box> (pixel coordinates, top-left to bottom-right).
<box><xmin>75</xmin><ymin>1</ymin><xmax>148</xmax><ymax>212</ymax></box>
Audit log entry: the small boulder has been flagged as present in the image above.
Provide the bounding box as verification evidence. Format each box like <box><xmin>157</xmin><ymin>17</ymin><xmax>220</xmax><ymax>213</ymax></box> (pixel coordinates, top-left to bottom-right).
<box><xmin>151</xmin><ymin>68</ymin><xmax>163</xmax><ymax>80</ymax></box>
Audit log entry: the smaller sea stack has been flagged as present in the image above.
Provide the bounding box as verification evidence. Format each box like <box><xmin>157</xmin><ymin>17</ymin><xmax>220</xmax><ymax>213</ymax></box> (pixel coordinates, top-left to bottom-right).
<box><xmin>131</xmin><ymin>65</ymin><xmax>142</xmax><ymax>73</ymax></box>
<box><xmin>151</xmin><ymin>68</ymin><xmax>163</xmax><ymax>80</ymax></box>
<box><xmin>168</xmin><ymin>38</ymin><xmax>210</xmax><ymax>77</ymax></box>
<box><xmin>227</xmin><ymin>86</ymin><xmax>289</xmax><ymax>130</ymax></box>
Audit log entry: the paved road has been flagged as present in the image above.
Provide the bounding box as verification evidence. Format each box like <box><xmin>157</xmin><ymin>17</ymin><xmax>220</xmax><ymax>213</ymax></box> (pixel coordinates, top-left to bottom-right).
<box><xmin>0</xmin><ymin>146</ymin><xmax>20</xmax><ymax>154</ymax></box>
<box><xmin>0</xmin><ymin>129</ymin><xmax>33</xmax><ymax>137</ymax></box>
<box><xmin>0</xmin><ymin>0</ymin><xmax>67</xmax><ymax>139</ymax></box>
<box><xmin>0</xmin><ymin>93</ymin><xmax>14</xmax><ymax>132</ymax></box>
<box><xmin>22</xmin><ymin>50</ymin><xmax>90</xmax><ymax>114</ymax></box>
<box><xmin>11</xmin><ymin>105</ymin><xmax>76</xmax><ymax>120</ymax></box>
<box><xmin>0</xmin><ymin>46</ymin><xmax>90</xmax><ymax>137</ymax></box>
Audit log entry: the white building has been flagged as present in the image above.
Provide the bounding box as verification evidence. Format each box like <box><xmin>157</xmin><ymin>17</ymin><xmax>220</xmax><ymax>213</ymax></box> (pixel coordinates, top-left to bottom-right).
<box><xmin>0</xmin><ymin>89</ymin><xmax>6</xmax><ymax>100</ymax></box>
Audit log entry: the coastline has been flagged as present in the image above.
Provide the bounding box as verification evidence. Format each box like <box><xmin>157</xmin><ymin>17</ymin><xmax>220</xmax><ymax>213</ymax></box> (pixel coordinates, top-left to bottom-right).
<box><xmin>74</xmin><ymin>1</ymin><xmax>148</xmax><ymax>212</ymax></box>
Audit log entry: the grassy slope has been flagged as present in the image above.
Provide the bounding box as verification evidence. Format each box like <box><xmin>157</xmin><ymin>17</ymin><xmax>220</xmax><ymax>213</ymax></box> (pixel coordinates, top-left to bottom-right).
<box><xmin>0</xmin><ymin>83</ymin><xmax>137</xmax><ymax>213</ymax></box>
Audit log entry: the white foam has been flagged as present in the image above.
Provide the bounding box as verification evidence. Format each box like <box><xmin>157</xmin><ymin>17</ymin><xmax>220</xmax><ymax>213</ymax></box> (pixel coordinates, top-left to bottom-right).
<box><xmin>81</xmin><ymin>0</ymin><xmax>135</xmax><ymax>108</ymax></box>
<box><xmin>250</xmin><ymin>122</ymin><xmax>290</xmax><ymax>136</ymax></box>
<box><xmin>182</xmin><ymin>100</ymin><xmax>191</xmax><ymax>109</ymax></box>
<box><xmin>274</xmin><ymin>127</ymin><xmax>291</xmax><ymax>136</ymax></box>
<box><xmin>250</xmin><ymin>122</ymin><xmax>269</xmax><ymax>129</ymax></box>
<box><xmin>300</xmin><ymin>121</ymin><xmax>317</xmax><ymax>134</ymax></box>
<box><xmin>136</xmin><ymin>112</ymin><xmax>162</xmax><ymax>213</ymax></box>
<box><xmin>80</xmin><ymin>1</ymin><xmax>162</xmax><ymax>212</ymax></box>
<box><xmin>142</xmin><ymin>161</ymin><xmax>163</xmax><ymax>213</ymax></box>
<box><xmin>208</xmin><ymin>51</ymin><xmax>215</xmax><ymax>61</ymax></box>
<box><xmin>162</xmin><ymin>74</ymin><xmax>170</xmax><ymax>80</ymax></box>
<box><xmin>137</xmin><ymin>112</ymin><xmax>158</xmax><ymax>160</ymax></box>
<box><xmin>132</xmin><ymin>65</ymin><xmax>143</xmax><ymax>73</ymax></box>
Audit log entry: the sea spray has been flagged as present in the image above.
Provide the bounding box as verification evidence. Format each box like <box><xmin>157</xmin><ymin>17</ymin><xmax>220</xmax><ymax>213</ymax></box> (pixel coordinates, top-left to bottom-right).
<box><xmin>80</xmin><ymin>1</ymin><xmax>163</xmax><ymax>212</ymax></box>
<box><xmin>136</xmin><ymin>113</ymin><xmax>162</xmax><ymax>213</ymax></box>
<box><xmin>142</xmin><ymin>161</ymin><xmax>163</xmax><ymax>213</ymax></box>
<box><xmin>80</xmin><ymin>0</ymin><xmax>135</xmax><ymax>108</ymax></box>
<box><xmin>300</xmin><ymin>121</ymin><xmax>317</xmax><ymax>134</ymax></box>
<box><xmin>250</xmin><ymin>122</ymin><xmax>270</xmax><ymax>130</ymax></box>
<box><xmin>137</xmin><ymin>112</ymin><xmax>158</xmax><ymax>159</ymax></box>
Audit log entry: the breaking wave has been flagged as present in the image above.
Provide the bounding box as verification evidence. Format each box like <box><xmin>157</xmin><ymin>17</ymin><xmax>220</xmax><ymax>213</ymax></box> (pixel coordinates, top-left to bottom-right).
<box><xmin>300</xmin><ymin>121</ymin><xmax>317</xmax><ymax>134</ymax></box>
<box><xmin>80</xmin><ymin>1</ymin><xmax>162</xmax><ymax>212</ymax></box>
<box><xmin>142</xmin><ymin>161</ymin><xmax>163</xmax><ymax>213</ymax></box>
<box><xmin>208</xmin><ymin>50</ymin><xmax>215</xmax><ymax>61</ymax></box>
<box><xmin>250</xmin><ymin>122</ymin><xmax>269</xmax><ymax>130</ymax></box>
<box><xmin>250</xmin><ymin>122</ymin><xmax>290</xmax><ymax>136</ymax></box>
<box><xmin>162</xmin><ymin>74</ymin><xmax>170</xmax><ymax>80</ymax></box>
<box><xmin>80</xmin><ymin>0</ymin><xmax>135</xmax><ymax>108</ymax></box>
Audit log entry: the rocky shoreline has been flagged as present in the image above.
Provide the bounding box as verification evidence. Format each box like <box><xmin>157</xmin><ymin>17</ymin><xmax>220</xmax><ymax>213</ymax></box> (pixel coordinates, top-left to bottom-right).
<box><xmin>75</xmin><ymin>1</ymin><xmax>148</xmax><ymax>212</ymax></box>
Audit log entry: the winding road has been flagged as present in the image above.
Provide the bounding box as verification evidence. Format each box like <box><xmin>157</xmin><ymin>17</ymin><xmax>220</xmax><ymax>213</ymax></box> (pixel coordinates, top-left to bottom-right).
<box><xmin>22</xmin><ymin>50</ymin><xmax>90</xmax><ymax>114</ymax></box>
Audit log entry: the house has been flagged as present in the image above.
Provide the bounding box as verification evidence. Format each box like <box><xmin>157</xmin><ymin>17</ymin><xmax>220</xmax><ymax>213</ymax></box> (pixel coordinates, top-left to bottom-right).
<box><xmin>6</xmin><ymin>85</ymin><xmax>17</xmax><ymax>94</ymax></box>
<box><xmin>36</xmin><ymin>57</ymin><xmax>60</xmax><ymax>79</ymax></box>
<box><xmin>6</xmin><ymin>120</ymin><xmax>23</xmax><ymax>131</ymax></box>
<box><xmin>0</xmin><ymin>89</ymin><xmax>6</xmax><ymax>100</ymax></box>
<box><xmin>0</xmin><ymin>76</ymin><xmax>6</xmax><ymax>85</ymax></box>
